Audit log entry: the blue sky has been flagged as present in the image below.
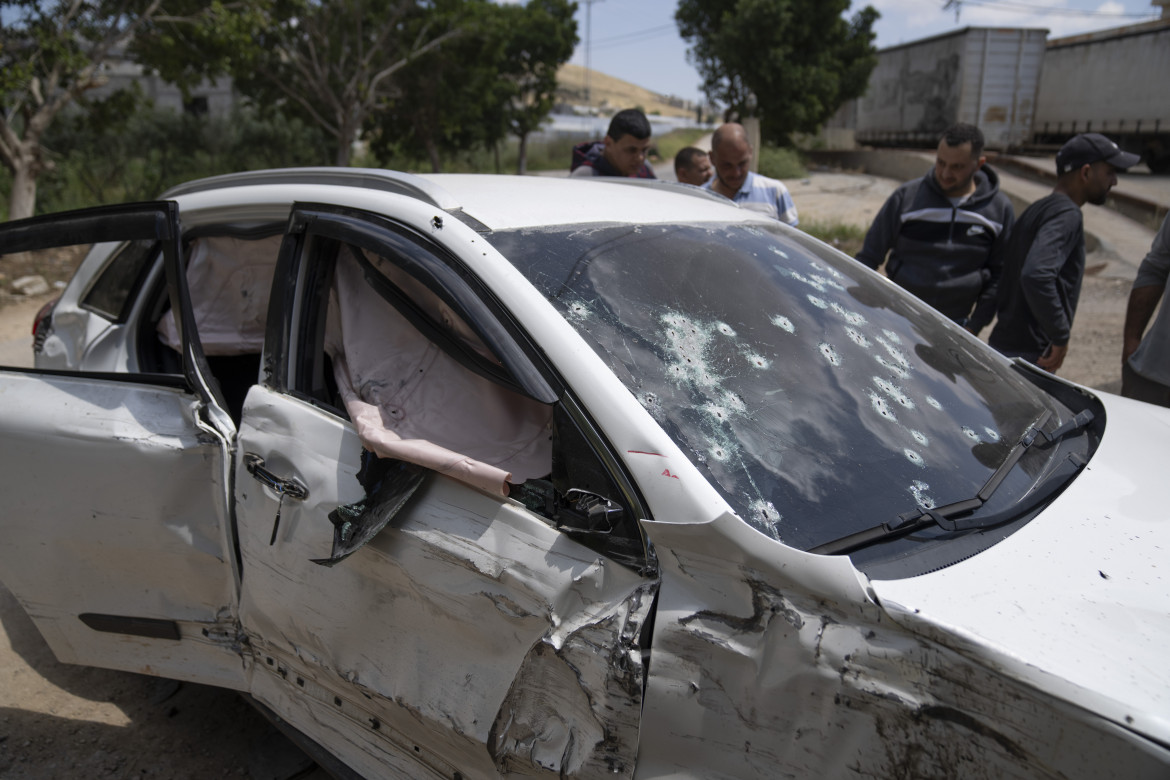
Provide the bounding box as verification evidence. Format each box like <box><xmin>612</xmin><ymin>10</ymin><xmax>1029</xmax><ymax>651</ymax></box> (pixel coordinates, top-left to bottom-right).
<box><xmin>496</xmin><ymin>0</ymin><xmax>1165</xmax><ymax>103</ymax></box>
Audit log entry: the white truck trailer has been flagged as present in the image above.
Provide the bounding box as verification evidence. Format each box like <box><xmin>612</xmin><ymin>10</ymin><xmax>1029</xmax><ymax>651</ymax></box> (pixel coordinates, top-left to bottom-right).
<box><xmin>1033</xmin><ymin>17</ymin><xmax>1170</xmax><ymax>173</ymax></box>
<box><xmin>854</xmin><ymin>27</ymin><xmax>1048</xmax><ymax>151</ymax></box>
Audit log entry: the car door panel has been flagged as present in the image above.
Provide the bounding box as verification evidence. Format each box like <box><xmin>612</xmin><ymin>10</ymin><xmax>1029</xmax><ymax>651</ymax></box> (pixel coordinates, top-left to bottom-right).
<box><xmin>0</xmin><ymin>202</ymin><xmax>244</xmax><ymax>689</ymax></box>
<box><xmin>0</xmin><ymin>369</ymin><xmax>244</xmax><ymax>688</ymax></box>
<box><xmin>236</xmin><ymin>377</ymin><xmax>651</xmax><ymax>779</ymax></box>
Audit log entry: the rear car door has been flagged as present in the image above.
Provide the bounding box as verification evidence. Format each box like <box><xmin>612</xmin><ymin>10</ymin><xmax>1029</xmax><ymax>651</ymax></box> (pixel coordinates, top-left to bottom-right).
<box><xmin>0</xmin><ymin>203</ymin><xmax>245</xmax><ymax>691</ymax></box>
<box><xmin>233</xmin><ymin>202</ymin><xmax>656</xmax><ymax>778</ymax></box>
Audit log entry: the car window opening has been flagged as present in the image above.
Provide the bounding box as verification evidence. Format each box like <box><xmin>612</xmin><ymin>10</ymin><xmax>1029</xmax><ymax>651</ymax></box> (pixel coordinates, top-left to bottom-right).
<box><xmin>324</xmin><ymin>241</ymin><xmax>554</xmax><ymax>498</ymax></box>
<box><xmin>156</xmin><ymin>234</ymin><xmax>281</xmax><ymax>421</ymax></box>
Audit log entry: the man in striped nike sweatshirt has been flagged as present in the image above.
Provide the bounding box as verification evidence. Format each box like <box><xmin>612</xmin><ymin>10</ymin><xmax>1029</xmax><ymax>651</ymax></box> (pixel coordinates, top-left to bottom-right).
<box><xmin>855</xmin><ymin>123</ymin><xmax>1015</xmax><ymax>335</ymax></box>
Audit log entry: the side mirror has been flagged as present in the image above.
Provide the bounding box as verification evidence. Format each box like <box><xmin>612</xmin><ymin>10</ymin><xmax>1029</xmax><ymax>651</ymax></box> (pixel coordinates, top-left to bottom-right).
<box><xmin>555</xmin><ymin>488</ymin><xmax>624</xmax><ymax>536</ymax></box>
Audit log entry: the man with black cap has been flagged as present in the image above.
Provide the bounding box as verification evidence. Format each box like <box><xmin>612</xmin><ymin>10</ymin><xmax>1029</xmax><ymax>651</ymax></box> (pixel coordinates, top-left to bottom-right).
<box><xmin>989</xmin><ymin>133</ymin><xmax>1140</xmax><ymax>372</ymax></box>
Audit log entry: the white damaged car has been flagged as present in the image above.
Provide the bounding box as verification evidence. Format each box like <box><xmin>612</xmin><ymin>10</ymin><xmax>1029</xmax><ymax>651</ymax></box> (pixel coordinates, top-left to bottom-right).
<box><xmin>1</xmin><ymin>169</ymin><xmax>1168</xmax><ymax>778</ymax></box>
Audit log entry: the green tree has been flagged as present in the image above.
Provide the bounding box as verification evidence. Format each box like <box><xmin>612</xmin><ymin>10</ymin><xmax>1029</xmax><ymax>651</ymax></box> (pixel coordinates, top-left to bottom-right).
<box><xmin>220</xmin><ymin>0</ymin><xmax>467</xmax><ymax>167</ymax></box>
<box><xmin>367</xmin><ymin>0</ymin><xmax>508</xmax><ymax>172</ymax></box>
<box><xmin>675</xmin><ymin>0</ymin><xmax>879</xmax><ymax>145</ymax></box>
<box><xmin>36</xmin><ymin>100</ymin><xmax>329</xmax><ymax>212</ymax></box>
<box><xmin>368</xmin><ymin>0</ymin><xmax>577</xmax><ymax>175</ymax></box>
<box><xmin>0</xmin><ymin>0</ymin><xmax>267</xmax><ymax>221</ymax></box>
<box><xmin>500</xmin><ymin>0</ymin><xmax>577</xmax><ymax>175</ymax></box>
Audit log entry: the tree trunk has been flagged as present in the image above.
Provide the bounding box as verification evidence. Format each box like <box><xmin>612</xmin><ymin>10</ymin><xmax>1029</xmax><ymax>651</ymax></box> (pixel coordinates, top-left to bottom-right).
<box><xmin>516</xmin><ymin>132</ymin><xmax>529</xmax><ymax>176</ymax></box>
<box><xmin>335</xmin><ymin>134</ymin><xmax>352</xmax><ymax>167</ymax></box>
<box><xmin>7</xmin><ymin>155</ymin><xmax>40</xmax><ymax>221</ymax></box>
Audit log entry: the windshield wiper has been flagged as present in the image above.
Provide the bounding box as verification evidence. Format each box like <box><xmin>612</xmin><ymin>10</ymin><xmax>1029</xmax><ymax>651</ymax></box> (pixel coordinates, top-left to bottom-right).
<box><xmin>811</xmin><ymin>409</ymin><xmax>1095</xmax><ymax>556</ymax></box>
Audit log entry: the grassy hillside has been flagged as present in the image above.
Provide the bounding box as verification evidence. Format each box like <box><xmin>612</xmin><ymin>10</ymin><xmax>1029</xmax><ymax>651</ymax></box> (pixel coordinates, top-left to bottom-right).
<box><xmin>555</xmin><ymin>63</ymin><xmax>700</xmax><ymax>119</ymax></box>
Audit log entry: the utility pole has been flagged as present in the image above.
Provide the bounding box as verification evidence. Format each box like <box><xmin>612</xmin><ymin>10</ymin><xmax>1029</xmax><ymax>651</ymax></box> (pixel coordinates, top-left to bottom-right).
<box><xmin>582</xmin><ymin>0</ymin><xmax>605</xmax><ymax>111</ymax></box>
<box><xmin>943</xmin><ymin>0</ymin><xmax>962</xmax><ymax>23</ymax></box>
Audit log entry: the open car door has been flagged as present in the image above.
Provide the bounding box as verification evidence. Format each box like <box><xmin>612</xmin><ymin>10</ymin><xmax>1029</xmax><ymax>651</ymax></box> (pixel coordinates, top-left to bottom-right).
<box><xmin>0</xmin><ymin>203</ymin><xmax>245</xmax><ymax>691</ymax></box>
<box><xmin>233</xmin><ymin>203</ymin><xmax>656</xmax><ymax>778</ymax></box>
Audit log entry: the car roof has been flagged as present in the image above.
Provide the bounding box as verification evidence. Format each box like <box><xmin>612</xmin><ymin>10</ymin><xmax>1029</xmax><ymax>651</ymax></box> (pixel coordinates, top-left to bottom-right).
<box><xmin>160</xmin><ymin>167</ymin><xmax>763</xmax><ymax>232</ymax></box>
<box><xmin>417</xmin><ymin>173</ymin><xmax>755</xmax><ymax>231</ymax></box>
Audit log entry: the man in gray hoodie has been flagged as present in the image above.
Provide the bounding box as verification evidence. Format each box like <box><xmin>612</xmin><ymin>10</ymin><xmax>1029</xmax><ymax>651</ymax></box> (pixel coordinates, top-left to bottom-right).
<box><xmin>856</xmin><ymin>123</ymin><xmax>1015</xmax><ymax>334</ymax></box>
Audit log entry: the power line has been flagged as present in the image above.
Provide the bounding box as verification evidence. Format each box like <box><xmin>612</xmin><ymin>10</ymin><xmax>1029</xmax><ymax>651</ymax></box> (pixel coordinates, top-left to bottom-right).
<box><xmin>943</xmin><ymin>0</ymin><xmax>1160</xmax><ymax>19</ymax></box>
<box><xmin>594</xmin><ymin>23</ymin><xmax>678</xmax><ymax>51</ymax></box>
<box><xmin>590</xmin><ymin>23</ymin><xmax>677</xmax><ymax>48</ymax></box>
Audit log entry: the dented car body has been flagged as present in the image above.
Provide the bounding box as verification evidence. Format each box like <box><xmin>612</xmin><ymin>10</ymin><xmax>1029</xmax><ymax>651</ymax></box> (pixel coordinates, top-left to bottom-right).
<box><xmin>1</xmin><ymin>169</ymin><xmax>1168</xmax><ymax>778</ymax></box>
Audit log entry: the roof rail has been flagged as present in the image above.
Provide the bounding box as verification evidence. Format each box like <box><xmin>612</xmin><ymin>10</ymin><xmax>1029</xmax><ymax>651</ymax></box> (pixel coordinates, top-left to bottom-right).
<box><xmin>159</xmin><ymin>167</ymin><xmax>460</xmax><ymax>211</ymax></box>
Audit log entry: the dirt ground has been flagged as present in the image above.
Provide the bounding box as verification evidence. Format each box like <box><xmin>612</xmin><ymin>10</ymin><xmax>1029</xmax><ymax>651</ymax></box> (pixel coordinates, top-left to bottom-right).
<box><xmin>0</xmin><ymin>171</ymin><xmax>1155</xmax><ymax>777</ymax></box>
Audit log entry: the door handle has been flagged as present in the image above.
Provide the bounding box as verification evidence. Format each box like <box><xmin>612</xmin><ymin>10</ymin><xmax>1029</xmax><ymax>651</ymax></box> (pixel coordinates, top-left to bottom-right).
<box><xmin>244</xmin><ymin>453</ymin><xmax>308</xmax><ymax>545</ymax></box>
<box><xmin>244</xmin><ymin>453</ymin><xmax>309</xmax><ymax>500</ymax></box>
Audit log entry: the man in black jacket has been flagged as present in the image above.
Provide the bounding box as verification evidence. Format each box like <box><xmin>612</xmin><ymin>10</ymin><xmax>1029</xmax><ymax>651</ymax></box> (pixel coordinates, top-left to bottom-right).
<box><xmin>989</xmin><ymin>133</ymin><xmax>1139</xmax><ymax>373</ymax></box>
<box><xmin>856</xmin><ymin>123</ymin><xmax>1015</xmax><ymax>334</ymax></box>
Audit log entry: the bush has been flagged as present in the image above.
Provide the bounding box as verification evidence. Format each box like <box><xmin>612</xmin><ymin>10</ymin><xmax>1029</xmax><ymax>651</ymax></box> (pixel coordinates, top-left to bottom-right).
<box><xmin>652</xmin><ymin>128</ymin><xmax>711</xmax><ymax>165</ymax></box>
<box><xmin>800</xmin><ymin>220</ymin><xmax>866</xmax><ymax>257</ymax></box>
<box><xmin>757</xmin><ymin>145</ymin><xmax>807</xmax><ymax>180</ymax></box>
<box><xmin>25</xmin><ymin>102</ymin><xmax>331</xmax><ymax>215</ymax></box>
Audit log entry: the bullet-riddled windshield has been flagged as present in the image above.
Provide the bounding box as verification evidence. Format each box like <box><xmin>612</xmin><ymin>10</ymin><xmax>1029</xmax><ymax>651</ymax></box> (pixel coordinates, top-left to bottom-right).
<box><xmin>486</xmin><ymin>222</ymin><xmax>1090</xmax><ymax>564</ymax></box>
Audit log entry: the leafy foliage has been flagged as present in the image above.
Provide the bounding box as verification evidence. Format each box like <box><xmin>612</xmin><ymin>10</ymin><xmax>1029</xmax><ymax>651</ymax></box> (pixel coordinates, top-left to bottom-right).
<box><xmin>29</xmin><ymin>102</ymin><xmax>328</xmax><ymax>214</ymax></box>
<box><xmin>675</xmin><ymin>0</ymin><xmax>879</xmax><ymax>146</ymax></box>
<box><xmin>756</xmin><ymin>145</ymin><xmax>806</xmax><ymax>179</ymax></box>
<box><xmin>367</xmin><ymin>0</ymin><xmax>577</xmax><ymax>174</ymax></box>
<box><xmin>222</xmin><ymin>0</ymin><xmax>467</xmax><ymax>166</ymax></box>
<box><xmin>0</xmin><ymin>0</ymin><xmax>271</xmax><ymax>219</ymax></box>
<box><xmin>367</xmin><ymin>0</ymin><xmax>507</xmax><ymax>172</ymax></box>
<box><xmin>498</xmin><ymin>0</ymin><xmax>578</xmax><ymax>174</ymax></box>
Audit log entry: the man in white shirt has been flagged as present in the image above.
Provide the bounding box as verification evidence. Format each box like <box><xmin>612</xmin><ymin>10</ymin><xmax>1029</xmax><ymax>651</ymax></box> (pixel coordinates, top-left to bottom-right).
<box><xmin>702</xmin><ymin>122</ymin><xmax>798</xmax><ymax>226</ymax></box>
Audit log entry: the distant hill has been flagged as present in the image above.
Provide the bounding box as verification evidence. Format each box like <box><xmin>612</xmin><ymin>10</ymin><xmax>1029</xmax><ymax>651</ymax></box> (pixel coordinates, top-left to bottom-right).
<box><xmin>555</xmin><ymin>63</ymin><xmax>700</xmax><ymax>119</ymax></box>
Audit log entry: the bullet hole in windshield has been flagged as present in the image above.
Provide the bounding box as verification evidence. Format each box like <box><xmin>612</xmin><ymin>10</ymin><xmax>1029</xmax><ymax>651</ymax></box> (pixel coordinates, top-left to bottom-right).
<box><xmin>771</xmin><ymin>315</ymin><xmax>795</xmax><ymax>333</ymax></box>
<box><xmin>812</xmin><ymin>275</ymin><xmax>845</xmax><ymax>291</ymax></box>
<box><xmin>911</xmin><ymin>430</ymin><xmax>929</xmax><ymax>446</ymax></box>
<box><xmin>717</xmin><ymin>322</ymin><xmax>736</xmax><ymax>337</ymax></box>
<box><xmin>873</xmin><ymin>377</ymin><xmax>914</xmax><ymax>409</ymax></box>
<box><xmin>750</xmin><ymin>500</ymin><xmax>782</xmax><ymax>540</ymax></box>
<box><xmin>877</xmin><ymin>335</ymin><xmax>911</xmax><ymax>370</ymax></box>
<box><xmin>876</xmin><ymin>355</ymin><xmax>910</xmax><ymax>379</ymax></box>
<box><xmin>745</xmin><ymin>352</ymin><xmax>771</xmax><ymax>369</ymax></box>
<box><xmin>808</xmin><ymin>295</ymin><xmax>828</xmax><ymax>309</ymax></box>
<box><xmin>567</xmin><ymin>300</ymin><xmax>592</xmax><ymax>322</ymax></box>
<box><xmin>819</xmin><ymin>342</ymin><xmax>842</xmax><ymax>367</ymax></box>
<box><xmin>846</xmin><ymin>327</ymin><xmax>870</xmax><ymax>348</ymax></box>
<box><xmin>984</xmin><ymin>427</ymin><xmax>1001</xmax><ymax>442</ymax></box>
<box><xmin>809</xmin><ymin>261</ymin><xmax>845</xmax><ymax>281</ymax></box>
<box><xmin>639</xmin><ymin>392</ymin><xmax>664</xmax><ymax>419</ymax></box>
<box><xmin>709</xmin><ymin>443</ymin><xmax>732</xmax><ymax>462</ymax></box>
<box><xmin>910</xmin><ymin>480</ymin><xmax>936</xmax><ymax>509</ymax></box>
<box><xmin>842</xmin><ymin>310</ymin><xmax>867</xmax><ymax>326</ymax></box>
<box><xmin>803</xmin><ymin>275</ymin><xmax>827</xmax><ymax>292</ymax></box>
<box><xmin>867</xmin><ymin>390</ymin><xmax>897</xmax><ymax>423</ymax></box>
<box><xmin>831</xmin><ymin>302</ymin><xmax>864</xmax><ymax>324</ymax></box>
<box><xmin>704</xmin><ymin>403</ymin><xmax>732</xmax><ymax>425</ymax></box>
<box><xmin>962</xmin><ymin>426</ymin><xmax>981</xmax><ymax>442</ymax></box>
<box><xmin>926</xmin><ymin>396</ymin><xmax>943</xmax><ymax>411</ymax></box>
<box><xmin>904</xmin><ymin>449</ymin><xmax>925</xmax><ymax>467</ymax></box>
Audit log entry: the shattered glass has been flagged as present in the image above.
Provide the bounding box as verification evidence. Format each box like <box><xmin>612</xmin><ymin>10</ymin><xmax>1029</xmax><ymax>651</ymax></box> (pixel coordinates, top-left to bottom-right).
<box><xmin>487</xmin><ymin>223</ymin><xmax>1087</xmax><ymax>555</ymax></box>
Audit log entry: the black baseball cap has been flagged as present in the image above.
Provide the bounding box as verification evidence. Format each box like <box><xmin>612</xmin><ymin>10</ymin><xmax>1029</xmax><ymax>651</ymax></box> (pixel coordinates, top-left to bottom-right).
<box><xmin>1056</xmin><ymin>133</ymin><xmax>1141</xmax><ymax>175</ymax></box>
